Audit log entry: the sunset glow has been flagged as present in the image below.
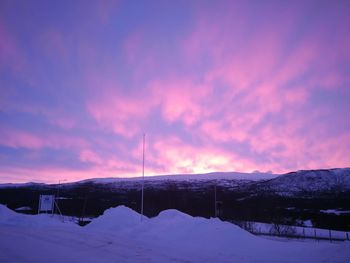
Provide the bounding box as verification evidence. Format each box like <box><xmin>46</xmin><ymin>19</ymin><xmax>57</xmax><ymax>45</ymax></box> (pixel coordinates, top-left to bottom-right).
<box><xmin>0</xmin><ymin>0</ymin><xmax>350</xmax><ymax>183</ymax></box>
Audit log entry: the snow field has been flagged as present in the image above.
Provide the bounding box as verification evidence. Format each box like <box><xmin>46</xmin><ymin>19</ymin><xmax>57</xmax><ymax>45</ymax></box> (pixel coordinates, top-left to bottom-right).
<box><xmin>1</xmin><ymin>204</ymin><xmax>350</xmax><ymax>262</ymax></box>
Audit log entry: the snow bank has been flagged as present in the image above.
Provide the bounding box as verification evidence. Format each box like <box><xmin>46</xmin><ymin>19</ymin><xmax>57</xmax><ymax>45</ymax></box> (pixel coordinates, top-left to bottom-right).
<box><xmin>156</xmin><ymin>209</ymin><xmax>192</xmax><ymax>220</ymax></box>
<box><xmin>0</xmin><ymin>204</ymin><xmax>17</xmax><ymax>221</ymax></box>
<box><xmin>143</xmin><ymin>209</ymin><xmax>257</xmax><ymax>254</ymax></box>
<box><xmin>88</xmin><ymin>206</ymin><xmax>259</xmax><ymax>250</ymax></box>
<box><xmin>82</xmin><ymin>206</ymin><xmax>350</xmax><ymax>262</ymax></box>
<box><xmin>87</xmin><ymin>205</ymin><xmax>145</xmax><ymax>232</ymax></box>
<box><xmin>15</xmin><ymin>206</ymin><xmax>32</xmax><ymax>211</ymax></box>
<box><xmin>0</xmin><ymin>204</ymin><xmax>74</xmax><ymax>227</ymax></box>
<box><xmin>1</xmin><ymin>205</ymin><xmax>350</xmax><ymax>263</ymax></box>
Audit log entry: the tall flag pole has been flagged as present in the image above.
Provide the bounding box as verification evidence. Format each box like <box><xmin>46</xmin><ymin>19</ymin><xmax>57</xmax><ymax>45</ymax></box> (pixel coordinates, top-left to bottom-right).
<box><xmin>141</xmin><ymin>133</ymin><xmax>145</xmax><ymax>221</ymax></box>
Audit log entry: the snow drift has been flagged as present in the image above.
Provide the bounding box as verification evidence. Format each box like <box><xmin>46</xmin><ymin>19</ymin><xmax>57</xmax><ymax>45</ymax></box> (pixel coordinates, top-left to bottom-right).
<box><xmin>1</xmin><ymin>204</ymin><xmax>350</xmax><ymax>263</ymax></box>
<box><xmin>0</xmin><ymin>204</ymin><xmax>75</xmax><ymax>227</ymax></box>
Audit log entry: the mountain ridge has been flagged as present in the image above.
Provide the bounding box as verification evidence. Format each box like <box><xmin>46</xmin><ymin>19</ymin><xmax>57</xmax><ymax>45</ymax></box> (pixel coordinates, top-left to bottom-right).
<box><xmin>1</xmin><ymin>168</ymin><xmax>350</xmax><ymax>196</ymax></box>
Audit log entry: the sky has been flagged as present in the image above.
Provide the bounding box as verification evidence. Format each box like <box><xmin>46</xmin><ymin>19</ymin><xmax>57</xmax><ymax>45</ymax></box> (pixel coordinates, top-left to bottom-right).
<box><xmin>0</xmin><ymin>0</ymin><xmax>350</xmax><ymax>183</ymax></box>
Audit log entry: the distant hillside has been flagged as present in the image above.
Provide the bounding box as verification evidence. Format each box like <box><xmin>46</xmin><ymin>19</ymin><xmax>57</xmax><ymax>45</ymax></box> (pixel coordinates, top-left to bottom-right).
<box><xmin>258</xmin><ymin>168</ymin><xmax>350</xmax><ymax>196</ymax></box>
<box><xmin>1</xmin><ymin>168</ymin><xmax>350</xmax><ymax>231</ymax></box>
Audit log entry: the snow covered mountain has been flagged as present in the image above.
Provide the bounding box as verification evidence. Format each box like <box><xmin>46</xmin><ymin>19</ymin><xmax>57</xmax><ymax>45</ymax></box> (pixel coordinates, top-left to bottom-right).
<box><xmin>77</xmin><ymin>171</ymin><xmax>276</xmax><ymax>184</ymax></box>
<box><xmin>1</xmin><ymin>168</ymin><xmax>350</xmax><ymax>231</ymax></box>
<box><xmin>258</xmin><ymin>168</ymin><xmax>350</xmax><ymax>196</ymax></box>
<box><xmin>1</xmin><ymin>168</ymin><xmax>350</xmax><ymax>196</ymax></box>
<box><xmin>70</xmin><ymin>171</ymin><xmax>277</xmax><ymax>191</ymax></box>
<box><xmin>72</xmin><ymin>168</ymin><xmax>350</xmax><ymax>195</ymax></box>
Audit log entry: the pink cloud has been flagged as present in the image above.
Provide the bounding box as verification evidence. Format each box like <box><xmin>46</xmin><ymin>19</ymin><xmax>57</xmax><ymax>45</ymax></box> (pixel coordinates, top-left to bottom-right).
<box><xmin>87</xmin><ymin>90</ymin><xmax>154</xmax><ymax>138</ymax></box>
<box><xmin>78</xmin><ymin>148</ymin><xmax>140</xmax><ymax>173</ymax></box>
<box><xmin>86</xmin><ymin>74</ymin><xmax>212</xmax><ymax>136</ymax></box>
<box><xmin>141</xmin><ymin>5</ymin><xmax>350</xmax><ymax>174</ymax></box>
<box><xmin>65</xmin><ymin>14</ymin><xmax>350</xmax><ymax>175</ymax></box>
<box><xmin>48</xmin><ymin>116</ymin><xmax>76</xmax><ymax>130</ymax></box>
<box><xmin>149</xmin><ymin>79</ymin><xmax>211</xmax><ymax>126</ymax></box>
<box><xmin>0</xmin><ymin>161</ymin><xmax>144</xmax><ymax>184</ymax></box>
<box><xmin>79</xmin><ymin>149</ymin><xmax>103</xmax><ymax>165</ymax></box>
<box><xmin>0</xmin><ymin>102</ymin><xmax>77</xmax><ymax>130</ymax></box>
<box><xmin>0</xmin><ymin>166</ymin><xmax>104</xmax><ymax>184</ymax></box>
<box><xmin>0</xmin><ymin>128</ymin><xmax>44</xmax><ymax>149</ymax></box>
<box><xmin>200</xmin><ymin>120</ymin><xmax>248</xmax><ymax>143</ymax></box>
<box><xmin>147</xmin><ymin>136</ymin><xmax>259</xmax><ymax>175</ymax></box>
<box><xmin>0</xmin><ymin>127</ymin><xmax>88</xmax><ymax>150</ymax></box>
<box><xmin>1</xmin><ymin>1</ymin><xmax>350</xmax><ymax>184</ymax></box>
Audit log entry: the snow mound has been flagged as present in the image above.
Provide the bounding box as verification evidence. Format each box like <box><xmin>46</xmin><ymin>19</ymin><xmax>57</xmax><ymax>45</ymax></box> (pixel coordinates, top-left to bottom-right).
<box><xmin>0</xmin><ymin>204</ymin><xmax>74</xmax><ymax>227</ymax></box>
<box><xmin>87</xmin><ymin>205</ymin><xmax>256</xmax><ymax>252</ymax></box>
<box><xmin>87</xmin><ymin>205</ymin><xmax>145</xmax><ymax>231</ymax></box>
<box><xmin>0</xmin><ymin>204</ymin><xmax>17</xmax><ymax>221</ymax></box>
<box><xmin>2</xmin><ymin>204</ymin><xmax>350</xmax><ymax>262</ymax></box>
<box><xmin>142</xmin><ymin>209</ymin><xmax>254</xmax><ymax>248</ymax></box>
<box><xmin>156</xmin><ymin>209</ymin><xmax>192</xmax><ymax>220</ymax></box>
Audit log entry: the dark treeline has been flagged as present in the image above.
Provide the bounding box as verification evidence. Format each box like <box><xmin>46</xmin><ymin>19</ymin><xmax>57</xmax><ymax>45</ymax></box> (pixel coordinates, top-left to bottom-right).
<box><xmin>1</xmin><ymin>182</ymin><xmax>350</xmax><ymax>231</ymax></box>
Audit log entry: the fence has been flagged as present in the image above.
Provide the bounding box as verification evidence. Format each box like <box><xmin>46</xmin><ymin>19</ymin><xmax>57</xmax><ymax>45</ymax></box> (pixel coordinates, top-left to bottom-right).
<box><xmin>234</xmin><ymin>221</ymin><xmax>350</xmax><ymax>242</ymax></box>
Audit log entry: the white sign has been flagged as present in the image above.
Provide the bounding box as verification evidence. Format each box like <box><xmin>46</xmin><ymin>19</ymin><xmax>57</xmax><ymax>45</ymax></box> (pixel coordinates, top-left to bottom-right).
<box><xmin>38</xmin><ymin>195</ymin><xmax>54</xmax><ymax>212</ymax></box>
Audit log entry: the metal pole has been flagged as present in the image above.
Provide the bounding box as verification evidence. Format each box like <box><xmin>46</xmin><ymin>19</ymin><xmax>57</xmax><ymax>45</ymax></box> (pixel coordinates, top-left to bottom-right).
<box><xmin>141</xmin><ymin>133</ymin><xmax>145</xmax><ymax>221</ymax></box>
<box><xmin>54</xmin><ymin>181</ymin><xmax>60</xmax><ymax>216</ymax></box>
<box><xmin>55</xmin><ymin>179</ymin><xmax>66</xmax><ymax>217</ymax></box>
<box><xmin>214</xmin><ymin>185</ymin><xmax>217</xmax><ymax>217</ymax></box>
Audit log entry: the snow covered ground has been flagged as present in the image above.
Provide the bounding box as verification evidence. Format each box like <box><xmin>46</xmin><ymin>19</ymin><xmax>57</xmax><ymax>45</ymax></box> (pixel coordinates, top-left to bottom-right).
<box><xmin>246</xmin><ymin>221</ymin><xmax>349</xmax><ymax>241</ymax></box>
<box><xmin>1</xmin><ymin>205</ymin><xmax>349</xmax><ymax>263</ymax></box>
<box><xmin>320</xmin><ymin>209</ymin><xmax>350</xmax><ymax>215</ymax></box>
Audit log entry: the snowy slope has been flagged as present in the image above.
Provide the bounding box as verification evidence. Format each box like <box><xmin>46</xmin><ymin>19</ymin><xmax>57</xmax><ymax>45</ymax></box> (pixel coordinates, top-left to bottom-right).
<box><xmin>1</xmin><ymin>168</ymin><xmax>350</xmax><ymax>196</ymax></box>
<box><xmin>0</xmin><ymin>182</ymin><xmax>46</xmax><ymax>188</ymax></box>
<box><xmin>77</xmin><ymin>171</ymin><xmax>277</xmax><ymax>184</ymax></box>
<box><xmin>77</xmin><ymin>168</ymin><xmax>350</xmax><ymax>194</ymax></box>
<box><xmin>261</xmin><ymin>168</ymin><xmax>350</xmax><ymax>195</ymax></box>
<box><xmin>0</xmin><ymin>171</ymin><xmax>277</xmax><ymax>191</ymax></box>
<box><xmin>0</xmin><ymin>204</ymin><xmax>349</xmax><ymax>263</ymax></box>
<box><xmin>73</xmin><ymin>171</ymin><xmax>277</xmax><ymax>192</ymax></box>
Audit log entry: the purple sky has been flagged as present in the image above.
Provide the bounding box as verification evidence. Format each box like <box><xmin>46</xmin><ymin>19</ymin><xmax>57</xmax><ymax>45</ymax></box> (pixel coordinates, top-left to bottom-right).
<box><xmin>1</xmin><ymin>0</ymin><xmax>350</xmax><ymax>183</ymax></box>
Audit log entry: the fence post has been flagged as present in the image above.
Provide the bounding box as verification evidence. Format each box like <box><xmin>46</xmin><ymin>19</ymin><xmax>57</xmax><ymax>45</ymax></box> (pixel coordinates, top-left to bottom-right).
<box><xmin>346</xmin><ymin>232</ymin><xmax>349</xmax><ymax>241</ymax></box>
<box><xmin>329</xmin><ymin>230</ymin><xmax>332</xmax><ymax>243</ymax></box>
<box><xmin>314</xmin><ymin>229</ymin><xmax>316</xmax><ymax>240</ymax></box>
<box><xmin>303</xmin><ymin>228</ymin><xmax>305</xmax><ymax>238</ymax></box>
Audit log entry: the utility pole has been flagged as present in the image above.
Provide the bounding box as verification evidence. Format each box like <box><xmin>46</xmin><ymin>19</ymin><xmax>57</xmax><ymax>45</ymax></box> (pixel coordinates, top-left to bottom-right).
<box><xmin>141</xmin><ymin>133</ymin><xmax>145</xmax><ymax>221</ymax></box>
